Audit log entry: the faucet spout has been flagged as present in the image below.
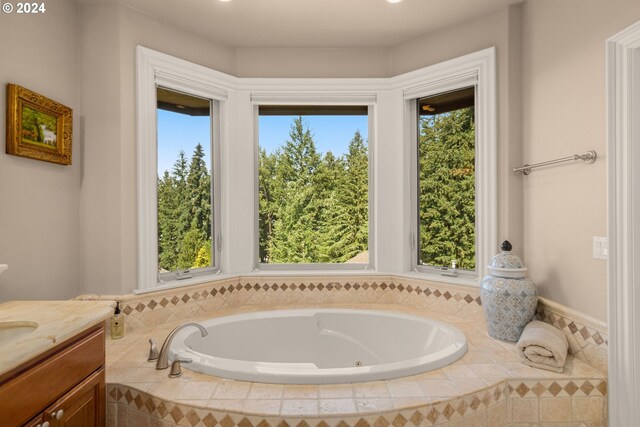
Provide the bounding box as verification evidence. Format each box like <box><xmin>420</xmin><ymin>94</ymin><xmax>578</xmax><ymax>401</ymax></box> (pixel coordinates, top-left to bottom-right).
<box><xmin>156</xmin><ymin>322</ymin><xmax>208</xmax><ymax>370</ymax></box>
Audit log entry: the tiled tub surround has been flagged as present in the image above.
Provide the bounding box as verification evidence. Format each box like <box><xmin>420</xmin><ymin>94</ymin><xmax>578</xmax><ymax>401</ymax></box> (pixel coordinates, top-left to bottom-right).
<box><xmin>108</xmin><ymin>275</ymin><xmax>608</xmax><ymax>374</ymax></box>
<box><xmin>103</xmin><ymin>276</ymin><xmax>608</xmax><ymax>427</ymax></box>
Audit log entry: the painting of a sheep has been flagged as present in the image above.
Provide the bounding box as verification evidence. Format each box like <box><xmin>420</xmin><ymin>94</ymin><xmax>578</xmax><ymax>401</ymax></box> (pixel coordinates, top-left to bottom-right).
<box><xmin>7</xmin><ymin>83</ymin><xmax>73</xmax><ymax>165</ymax></box>
<box><xmin>21</xmin><ymin>105</ymin><xmax>58</xmax><ymax>148</ymax></box>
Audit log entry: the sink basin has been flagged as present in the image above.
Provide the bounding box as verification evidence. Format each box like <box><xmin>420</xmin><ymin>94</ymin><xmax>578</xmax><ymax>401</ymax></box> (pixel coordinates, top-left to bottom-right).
<box><xmin>0</xmin><ymin>321</ymin><xmax>38</xmax><ymax>346</ymax></box>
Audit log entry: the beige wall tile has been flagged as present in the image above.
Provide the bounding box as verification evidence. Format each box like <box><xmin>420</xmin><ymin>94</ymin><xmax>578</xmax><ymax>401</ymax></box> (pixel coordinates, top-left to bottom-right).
<box><xmin>487</xmin><ymin>401</ymin><xmax>507</xmax><ymax>426</ymax></box>
<box><xmin>319</xmin><ymin>383</ymin><xmax>354</xmax><ymax>398</ymax></box>
<box><xmin>417</xmin><ymin>379</ymin><xmax>459</xmax><ymax>399</ymax></box>
<box><xmin>539</xmin><ymin>397</ymin><xmax>571</xmax><ymax>422</ymax></box>
<box><xmin>283</xmin><ymin>384</ymin><xmax>319</xmax><ymax>399</ymax></box>
<box><xmin>355</xmin><ymin>398</ymin><xmax>395</xmax><ymax>413</ymax></box>
<box><xmin>209</xmin><ymin>381</ymin><xmax>251</xmax><ymax>399</ymax></box>
<box><xmin>128</xmin><ymin>407</ymin><xmax>151</xmax><ymax>427</ymax></box>
<box><xmin>281</xmin><ymin>399</ymin><xmax>319</xmax><ymax>416</ymax></box>
<box><xmin>353</xmin><ymin>381</ymin><xmax>391</xmax><ymax>398</ymax></box>
<box><xmin>510</xmin><ymin>398</ymin><xmax>539</xmax><ymax>423</ymax></box>
<box><xmin>248</xmin><ymin>383</ymin><xmax>284</xmax><ymax>399</ymax></box>
<box><xmin>150</xmin><ymin>417</ymin><xmax>177</xmax><ymax>427</ymax></box>
<box><xmin>107</xmin><ymin>402</ymin><xmax>117</xmax><ymax>427</ymax></box>
<box><xmin>319</xmin><ymin>398</ymin><xmax>358</xmax><ymax>415</ymax></box>
<box><xmin>386</xmin><ymin>379</ymin><xmax>425</xmax><ymax>398</ymax></box>
<box><xmin>572</xmin><ymin>396</ymin><xmax>604</xmax><ymax>422</ymax></box>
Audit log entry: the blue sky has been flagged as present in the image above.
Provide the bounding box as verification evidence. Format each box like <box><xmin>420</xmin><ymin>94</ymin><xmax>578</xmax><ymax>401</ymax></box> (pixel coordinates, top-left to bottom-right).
<box><xmin>158</xmin><ymin>110</ymin><xmax>211</xmax><ymax>174</ymax></box>
<box><xmin>259</xmin><ymin>115</ymin><xmax>368</xmax><ymax>156</ymax></box>
<box><xmin>157</xmin><ymin>111</ymin><xmax>368</xmax><ymax>174</ymax></box>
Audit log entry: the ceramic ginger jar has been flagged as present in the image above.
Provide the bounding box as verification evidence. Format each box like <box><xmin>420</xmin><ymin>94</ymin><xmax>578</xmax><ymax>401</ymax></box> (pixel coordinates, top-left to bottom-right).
<box><xmin>480</xmin><ymin>240</ymin><xmax>538</xmax><ymax>342</ymax></box>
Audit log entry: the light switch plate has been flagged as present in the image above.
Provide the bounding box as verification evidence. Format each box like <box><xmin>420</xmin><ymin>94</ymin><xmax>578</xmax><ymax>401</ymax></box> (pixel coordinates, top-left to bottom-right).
<box><xmin>593</xmin><ymin>237</ymin><xmax>608</xmax><ymax>260</ymax></box>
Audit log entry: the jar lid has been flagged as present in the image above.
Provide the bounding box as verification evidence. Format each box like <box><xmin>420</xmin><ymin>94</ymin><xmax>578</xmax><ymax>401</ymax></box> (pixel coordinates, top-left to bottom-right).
<box><xmin>487</xmin><ymin>241</ymin><xmax>527</xmax><ymax>278</ymax></box>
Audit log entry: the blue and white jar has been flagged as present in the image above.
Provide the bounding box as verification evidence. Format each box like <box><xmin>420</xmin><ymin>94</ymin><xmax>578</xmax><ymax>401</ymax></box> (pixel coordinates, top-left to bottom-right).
<box><xmin>480</xmin><ymin>241</ymin><xmax>538</xmax><ymax>342</ymax></box>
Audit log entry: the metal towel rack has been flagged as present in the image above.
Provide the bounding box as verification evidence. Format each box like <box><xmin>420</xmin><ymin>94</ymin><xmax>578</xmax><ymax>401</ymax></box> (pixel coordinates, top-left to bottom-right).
<box><xmin>513</xmin><ymin>150</ymin><xmax>597</xmax><ymax>175</ymax></box>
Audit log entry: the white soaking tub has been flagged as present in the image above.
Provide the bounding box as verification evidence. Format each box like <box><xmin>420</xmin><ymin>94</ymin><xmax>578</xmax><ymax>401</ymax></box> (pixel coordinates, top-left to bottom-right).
<box><xmin>168</xmin><ymin>309</ymin><xmax>467</xmax><ymax>384</ymax></box>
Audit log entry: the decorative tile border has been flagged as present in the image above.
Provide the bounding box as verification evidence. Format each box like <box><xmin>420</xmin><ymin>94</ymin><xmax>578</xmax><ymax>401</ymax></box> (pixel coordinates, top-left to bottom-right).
<box><xmin>536</xmin><ymin>299</ymin><xmax>608</xmax><ymax>373</ymax></box>
<box><xmin>107</xmin><ymin>383</ymin><xmax>508</xmax><ymax>427</ymax></box>
<box><xmin>98</xmin><ymin>274</ymin><xmax>608</xmax><ymax>374</ymax></box>
<box><xmin>507</xmin><ymin>379</ymin><xmax>607</xmax><ymax>399</ymax></box>
<box><xmin>119</xmin><ymin>279</ymin><xmax>481</xmax><ymax>318</ymax></box>
<box><xmin>113</xmin><ymin>276</ymin><xmax>484</xmax><ymax>336</ymax></box>
<box><xmin>107</xmin><ymin>379</ymin><xmax>608</xmax><ymax>427</ymax></box>
<box><xmin>506</xmin><ymin>379</ymin><xmax>608</xmax><ymax>425</ymax></box>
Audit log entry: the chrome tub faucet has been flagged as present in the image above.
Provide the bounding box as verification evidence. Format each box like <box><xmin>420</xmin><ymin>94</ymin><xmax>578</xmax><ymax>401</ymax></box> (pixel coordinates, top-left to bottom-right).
<box><xmin>155</xmin><ymin>322</ymin><xmax>208</xmax><ymax>370</ymax></box>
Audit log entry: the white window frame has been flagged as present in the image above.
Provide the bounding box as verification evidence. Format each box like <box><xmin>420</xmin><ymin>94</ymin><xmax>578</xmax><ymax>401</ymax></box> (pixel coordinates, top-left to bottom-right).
<box><xmin>136</xmin><ymin>46</ymin><xmax>495</xmax><ymax>288</ymax></box>
<box><xmin>401</xmin><ymin>47</ymin><xmax>497</xmax><ymax>285</ymax></box>
<box><xmin>251</xmin><ymin>94</ymin><xmax>376</xmax><ymax>271</ymax></box>
<box><xmin>136</xmin><ymin>46</ymin><xmax>233</xmax><ymax>290</ymax></box>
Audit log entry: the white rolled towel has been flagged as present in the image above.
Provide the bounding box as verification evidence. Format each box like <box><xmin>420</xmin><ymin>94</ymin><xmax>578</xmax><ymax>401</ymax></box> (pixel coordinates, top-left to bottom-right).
<box><xmin>516</xmin><ymin>320</ymin><xmax>569</xmax><ymax>373</ymax></box>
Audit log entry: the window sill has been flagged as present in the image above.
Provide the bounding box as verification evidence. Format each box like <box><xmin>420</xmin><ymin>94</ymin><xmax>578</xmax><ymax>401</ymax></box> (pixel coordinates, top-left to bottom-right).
<box><xmin>398</xmin><ymin>271</ymin><xmax>480</xmax><ymax>288</ymax></box>
<box><xmin>134</xmin><ymin>269</ymin><xmax>481</xmax><ymax>295</ymax></box>
<box><xmin>134</xmin><ymin>271</ymin><xmax>231</xmax><ymax>295</ymax></box>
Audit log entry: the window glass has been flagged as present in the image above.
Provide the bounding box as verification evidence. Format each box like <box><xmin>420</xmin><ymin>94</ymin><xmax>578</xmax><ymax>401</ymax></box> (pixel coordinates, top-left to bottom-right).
<box><xmin>156</xmin><ymin>87</ymin><xmax>214</xmax><ymax>275</ymax></box>
<box><xmin>417</xmin><ymin>87</ymin><xmax>476</xmax><ymax>270</ymax></box>
<box><xmin>258</xmin><ymin>106</ymin><xmax>369</xmax><ymax>264</ymax></box>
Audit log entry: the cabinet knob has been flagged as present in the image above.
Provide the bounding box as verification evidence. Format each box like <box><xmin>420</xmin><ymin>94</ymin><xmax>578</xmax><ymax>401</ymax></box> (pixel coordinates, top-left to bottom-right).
<box><xmin>36</xmin><ymin>422</ymin><xmax>50</xmax><ymax>427</ymax></box>
<box><xmin>50</xmin><ymin>409</ymin><xmax>64</xmax><ymax>420</ymax></box>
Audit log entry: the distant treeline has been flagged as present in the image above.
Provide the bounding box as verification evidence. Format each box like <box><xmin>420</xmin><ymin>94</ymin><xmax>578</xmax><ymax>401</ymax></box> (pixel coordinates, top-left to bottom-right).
<box><xmin>157</xmin><ymin>109</ymin><xmax>475</xmax><ymax>272</ymax></box>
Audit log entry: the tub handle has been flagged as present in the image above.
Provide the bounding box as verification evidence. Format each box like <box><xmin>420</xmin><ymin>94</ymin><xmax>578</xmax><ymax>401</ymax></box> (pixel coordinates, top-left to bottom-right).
<box><xmin>169</xmin><ymin>358</ymin><xmax>192</xmax><ymax>378</ymax></box>
<box><xmin>148</xmin><ymin>338</ymin><xmax>159</xmax><ymax>361</ymax></box>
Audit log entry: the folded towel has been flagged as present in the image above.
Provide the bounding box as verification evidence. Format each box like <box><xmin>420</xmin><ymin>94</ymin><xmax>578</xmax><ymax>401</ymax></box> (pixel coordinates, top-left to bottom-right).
<box><xmin>516</xmin><ymin>320</ymin><xmax>569</xmax><ymax>373</ymax></box>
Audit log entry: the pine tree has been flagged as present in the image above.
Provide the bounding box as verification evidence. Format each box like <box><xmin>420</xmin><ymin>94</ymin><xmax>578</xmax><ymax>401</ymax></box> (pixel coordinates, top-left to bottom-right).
<box><xmin>157</xmin><ymin>146</ymin><xmax>213</xmax><ymax>272</ymax></box>
<box><xmin>186</xmin><ymin>143</ymin><xmax>212</xmax><ymax>243</ymax></box>
<box><xmin>177</xmin><ymin>227</ymin><xmax>205</xmax><ymax>269</ymax></box>
<box><xmin>158</xmin><ymin>171</ymin><xmax>177</xmax><ymax>271</ymax></box>
<box><xmin>258</xmin><ymin>148</ymin><xmax>278</xmax><ymax>262</ymax></box>
<box><xmin>269</xmin><ymin>117</ymin><xmax>323</xmax><ymax>263</ymax></box>
<box><xmin>323</xmin><ymin>130</ymin><xmax>368</xmax><ymax>262</ymax></box>
<box><xmin>418</xmin><ymin>108</ymin><xmax>476</xmax><ymax>270</ymax></box>
<box><xmin>158</xmin><ymin>151</ymin><xmax>190</xmax><ymax>272</ymax></box>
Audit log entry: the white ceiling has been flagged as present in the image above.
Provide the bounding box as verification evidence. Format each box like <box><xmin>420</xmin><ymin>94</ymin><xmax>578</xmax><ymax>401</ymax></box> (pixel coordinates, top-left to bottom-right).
<box><xmin>115</xmin><ymin>0</ymin><xmax>522</xmax><ymax>48</ymax></box>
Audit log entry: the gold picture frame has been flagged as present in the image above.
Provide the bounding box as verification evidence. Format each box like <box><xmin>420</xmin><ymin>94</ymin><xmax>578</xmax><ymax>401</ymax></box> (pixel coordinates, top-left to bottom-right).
<box><xmin>6</xmin><ymin>84</ymin><xmax>73</xmax><ymax>165</ymax></box>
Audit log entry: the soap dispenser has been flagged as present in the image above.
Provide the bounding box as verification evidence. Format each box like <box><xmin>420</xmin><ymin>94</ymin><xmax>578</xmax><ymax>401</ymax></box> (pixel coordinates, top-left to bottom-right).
<box><xmin>110</xmin><ymin>302</ymin><xmax>125</xmax><ymax>339</ymax></box>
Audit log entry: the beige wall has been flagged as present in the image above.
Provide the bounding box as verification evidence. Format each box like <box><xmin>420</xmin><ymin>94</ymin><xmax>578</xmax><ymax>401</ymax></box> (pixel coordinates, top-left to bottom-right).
<box><xmin>235</xmin><ymin>48</ymin><xmax>390</xmax><ymax>78</ymax></box>
<box><xmin>522</xmin><ymin>0</ymin><xmax>640</xmax><ymax>321</ymax></box>
<box><xmin>7</xmin><ymin>0</ymin><xmax>632</xmax><ymax>323</ymax></box>
<box><xmin>0</xmin><ymin>0</ymin><xmax>82</xmax><ymax>301</ymax></box>
<box><xmin>390</xmin><ymin>5</ymin><xmax>525</xmax><ymax>259</ymax></box>
<box><xmin>77</xmin><ymin>2</ymin><xmax>524</xmax><ymax>295</ymax></box>
<box><xmin>78</xmin><ymin>3</ymin><xmax>236</xmax><ymax>295</ymax></box>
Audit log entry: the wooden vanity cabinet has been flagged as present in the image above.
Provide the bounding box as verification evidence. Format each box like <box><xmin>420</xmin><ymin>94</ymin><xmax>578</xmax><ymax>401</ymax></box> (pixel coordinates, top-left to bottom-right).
<box><xmin>42</xmin><ymin>368</ymin><xmax>104</xmax><ymax>427</ymax></box>
<box><xmin>0</xmin><ymin>324</ymin><xmax>106</xmax><ymax>427</ymax></box>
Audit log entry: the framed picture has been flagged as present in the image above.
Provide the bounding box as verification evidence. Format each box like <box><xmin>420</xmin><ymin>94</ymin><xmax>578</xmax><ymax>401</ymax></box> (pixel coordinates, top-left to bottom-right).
<box><xmin>6</xmin><ymin>84</ymin><xmax>73</xmax><ymax>165</ymax></box>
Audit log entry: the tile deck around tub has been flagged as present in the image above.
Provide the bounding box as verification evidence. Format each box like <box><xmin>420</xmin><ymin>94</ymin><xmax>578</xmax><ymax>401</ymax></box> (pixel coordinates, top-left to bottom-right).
<box><xmin>105</xmin><ymin>303</ymin><xmax>605</xmax><ymax>423</ymax></box>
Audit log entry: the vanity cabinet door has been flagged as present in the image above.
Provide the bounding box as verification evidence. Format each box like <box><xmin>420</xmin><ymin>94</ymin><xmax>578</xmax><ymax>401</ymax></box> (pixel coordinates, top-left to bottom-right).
<box><xmin>22</xmin><ymin>414</ymin><xmax>44</xmax><ymax>427</ymax></box>
<box><xmin>44</xmin><ymin>368</ymin><xmax>104</xmax><ymax>427</ymax></box>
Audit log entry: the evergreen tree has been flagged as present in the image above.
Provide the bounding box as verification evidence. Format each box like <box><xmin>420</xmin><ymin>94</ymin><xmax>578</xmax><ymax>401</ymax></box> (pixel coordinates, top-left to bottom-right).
<box><xmin>157</xmin><ymin>146</ymin><xmax>212</xmax><ymax>272</ymax></box>
<box><xmin>277</xmin><ymin>116</ymin><xmax>321</xmax><ymax>185</ymax></box>
<box><xmin>323</xmin><ymin>131</ymin><xmax>368</xmax><ymax>262</ymax></box>
<box><xmin>158</xmin><ymin>171</ymin><xmax>177</xmax><ymax>271</ymax></box>
<box><xmin>258</xmin><ymin>148</ymin><xmax>278</xmax><ymax>262</ymax></box>
<box><xmin>177</xmin><ymin>227</ymin><xmax>205</xmax><ymax>269</ymax></box>
<box><xmin>418</xmin><ymin>108</ymin><xmax>476</xmax><ymax>269</ymax></box>
<box><xmin>194</xmin><ymin>243</ymin><xmax>212</xmax><ymax>268</ymax></box>
<box><xmin>158</xmin><ymin>151</ymin><xmax>190</xmax><ymax>272</ymax></box>
<box><xmin>269</xmin><ymin>117</ymin><xmax>322</xmax><ymax>263</ymax></box>
<box><xmin>187</xmin><ymin>143</ymin><xmax>212</xmax><ymax>243</ymax></box>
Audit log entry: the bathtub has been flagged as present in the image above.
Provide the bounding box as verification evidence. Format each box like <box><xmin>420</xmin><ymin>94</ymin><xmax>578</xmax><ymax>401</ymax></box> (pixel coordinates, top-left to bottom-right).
<box><xmin>169</xmin><ymin>308</ymin><xmax>467</xmax><ymax>384</ymax></box>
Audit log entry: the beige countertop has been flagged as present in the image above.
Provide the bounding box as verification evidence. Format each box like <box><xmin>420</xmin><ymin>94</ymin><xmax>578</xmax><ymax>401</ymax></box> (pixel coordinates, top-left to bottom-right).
<box><xmin>0</xmin><ymin>300</ymin><xmax>116</xmax><ymax>379</ymax></box>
